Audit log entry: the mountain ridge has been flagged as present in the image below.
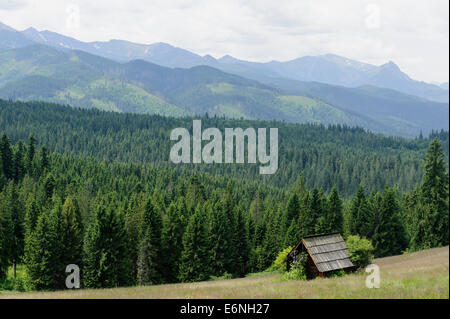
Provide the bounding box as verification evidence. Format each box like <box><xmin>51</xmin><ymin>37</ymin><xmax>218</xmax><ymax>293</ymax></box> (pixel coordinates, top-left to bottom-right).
<box><xmin>0</xmin><ymin>21</ymin><xmax>444</xmax><ymax>103</ymax></box>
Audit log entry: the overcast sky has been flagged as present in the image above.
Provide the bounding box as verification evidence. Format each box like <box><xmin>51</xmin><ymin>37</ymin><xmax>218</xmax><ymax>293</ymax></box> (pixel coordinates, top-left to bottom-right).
<box><xmin>1</xmin><ymin>0</ymin><xmax>448</xmax><ymax>83</ymax></box>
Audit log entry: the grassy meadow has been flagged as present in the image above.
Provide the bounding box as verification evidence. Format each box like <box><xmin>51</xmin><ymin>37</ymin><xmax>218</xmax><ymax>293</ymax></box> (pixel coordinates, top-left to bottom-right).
<box><xmin>0</xmin><ymin>246</ymin><xmax>448</xmax><ymax>299</ymax></box>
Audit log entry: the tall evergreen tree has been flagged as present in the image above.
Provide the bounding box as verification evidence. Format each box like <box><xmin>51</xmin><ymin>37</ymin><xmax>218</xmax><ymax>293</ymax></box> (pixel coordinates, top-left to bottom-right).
<box><xmin>161</xmin><ymin>202</ymin><xmax>184</xmax><ymax>283</ymax></box>
<box><xmin>283</xmin><ymin>193</ymin><xmax>300</xmax><ymax>230</ymax></box>
<box><xmin>61</xmin><ymin>196</ymin><xmax>83</xmax><ymax>267</ymax></box>
<box><xmin>234</xmin><ymin>206</ymin><xmax>250</xmax><ymax>276</ymax></box>
<box><xmin>179</xmin><ymin>207</ymin><xmax>211</xmax><ymax>282</ymax></box>
<box><xmin>26</xmin><ymin>135</ymin><xmax>36</xmax><ymax>176</ymax></box>
<box><xmin>328</xmin><ymin>186</ymin><xmax>343</xmax><ymax>234</ymax></box>
<box><xmin>419</xmin><ymin>138</ymin><xmax>449</xmax><ymax>247</ymax></box>
<box><xmin>372</xmin><ymin>186</ymin><xmax>408</xmax><ymax>257</ymax></box>
<box><xmin>5</xmin><ymin>183</ymin><xmax>25</xmax><ymax>278</ymax></box>
<box><xmin>207</xmin><ymin>201</ymin><xmax>231</xmax><ymax>276</ymax></box>
<box><xmin>0</xmin><ymin>192</ymin><xmax>13</xmax><ymax>280</ymax></box>
<box><xmin>137</xmin><ymin>197</ymin><xmax>163</xmax><ymax>285</ymax></box>
<box><xmin>83</xmin><ymin>200</ymin><xmax>133</xmax><ymax>288</ymax></box>
<box><xmin>0</xmin><ymin>133</ymin><xmax>13</xmax><ymax>180</ymax></box>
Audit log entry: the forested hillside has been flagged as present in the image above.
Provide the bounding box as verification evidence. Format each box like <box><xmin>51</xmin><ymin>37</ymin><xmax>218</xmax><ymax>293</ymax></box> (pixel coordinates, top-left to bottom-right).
<box><xmin>0</xmin><ymin>128</ymin><xmax>448</xmax><ymax>290</ymax></box>
<box><xmin>1</xmin><ymin>99</ymin><xmax>448</xmax><ymax>197</ymax></box>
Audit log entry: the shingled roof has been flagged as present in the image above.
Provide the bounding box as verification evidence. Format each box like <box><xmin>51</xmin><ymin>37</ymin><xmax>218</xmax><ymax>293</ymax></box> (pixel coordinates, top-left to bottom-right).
<box><xmin>287</xmin><ymin>233</ymin><xmax>354</xmax><ymax>273</ymax></box>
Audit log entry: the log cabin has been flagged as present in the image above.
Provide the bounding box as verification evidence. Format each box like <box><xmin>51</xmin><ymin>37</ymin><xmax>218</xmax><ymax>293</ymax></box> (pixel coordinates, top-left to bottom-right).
<box><xmin>284</xmin><ymin>233</ymin><xmax>354</xmax><ymax>279</ymax></box>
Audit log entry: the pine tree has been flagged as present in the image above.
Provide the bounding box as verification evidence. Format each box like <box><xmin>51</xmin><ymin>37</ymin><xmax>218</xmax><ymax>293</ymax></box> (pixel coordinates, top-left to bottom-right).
<box><xmin>24</xmin><ymin>210</ymin><xmax>56</xmax><ymax>290</ymax></box>
<box><xmin>0</xmin><ymin>133</ymin><xmax>13</xmax><ymax>180</ymax></box>
<box><xmin>328</xmin><ymin>186</ymin><xmax>343</xmax><ymax>234</ymax></box>
<box><xmin>136</xmin><ymin>197</ymin><xmax>163</xmax><ymax>285</ymax></box>
<box><xmin>61</xmin><ymin>196</ymin><xmax>83</xmax><ymax>267</ymax></box>
<box><xmin>234</xmin><ymin>207</ymin><xmax>250</xmax><ymax>277</ymax></box>
<box><xmin>304</xmin><ymin>188</ymin><xmax>321</xmax><ymax>236</ymax></box>
<box><xmin>419</xmin><ymin>138</ymin><xmax>449</xmax><ymax>247</ymax></box>
<box><xmin>83</xmin><ymin>200</ymin><xmax>133</xmax><ymax>288</ymax></box>
<box><xmin>26</xmin><ymin>135</ymin><xmax>36</xmax><ymax>176</ymax></box>
<box><xmin>283</xmin><ymin>193</ymin><xmax>300</xmax><ymax>230</ymax></box>
<box><xmin>372</xmin><ymin>186</ymin><xmax>408</xmax><ymax>257</ymax></box>
<box><xmin>161</xmin><ymin>202</ymin><xmax>184</xmax><ymax>283</ymax></box>
<box><xmin>24</xmin><ymin>202</ymin><xmax>65</xmax><ymax>290</ymax></box>
<box><xmin>262</xmin><ymin>208</ymin><xmax>283</xmax><ymax>270</ymax></box>
<box><xmin>124</xmin><ymin>192</ymin><xmax>144</xmax><ymax>280</ymax></box>
<box><xmin>5</xmin><ymin>183</ymin><xmax>25</xmax><ymax>278</ymax></box>
<box><xmin>12</xmin><ymin>141</ymin><xmax>25</xmax><ymax>182</ymax></box>
<box><xmin>0</xmin><ymin>192</ymin><xmax>13</xmax><ymax>280</ymax></box>
<box><xmin>40</xmin><ymin>146</ymin><xmax>49</xmax><ymax>173</ymax></box>
<box><xmin>207</xmin><ymin>201</ymin><xmax>231</xmax><ymax>276</ymax></box>
<box><xmin>221</xmin><ymin>182</ymin><xmax>237</xmax><ymax>274</ymax></box>
<box><xmin>178</xmin><ymin>207</ymin><xmax>211</xmax><ymax>282</ymax></box>
<box><xmin>348</xmin><ymin>185</ymin><xmax>374</xmax><ymax>238</ymax></box>
<box><xmin>283</xmin><ymin>218</ymin><xmax>301</xmax><ymax>248</ymax></box>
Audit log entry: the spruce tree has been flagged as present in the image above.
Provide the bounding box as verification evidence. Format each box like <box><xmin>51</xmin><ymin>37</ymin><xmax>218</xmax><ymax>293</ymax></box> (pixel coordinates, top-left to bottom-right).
<box><xmin>178</xmin><ymin>207</ymin><xmax>211</xmax><ymax>282</ymax></box>
<box><xmin>161</xmin><ymin>202</ymin><xmax>184</xmax><ymax>283</ymax></box>
<box><xmin>373</xmin><ymin>186</ymin><xmax>408</xmax><ymax>257</ymax></box>
<box><xmin>83</xmin><ymin>200</ymin><xmax>133</xmax><ymax>288</ymax></box>
<box><xmin>328</xmin><ymin>186</ymin><xmax>343</xmax><ymax>234</ymax></box>
<box><xmin>234</xmin><ymin>207</ymin><xmax>250</xmax><ymax>277</ymax></box>
<box><xmin>5</xmin><ymin>183</ymin><xmax>25</xmax><ymax>278</ymax></box>
<box><xmin>207</xmin><ymin>201</ymin><xmax>231</xmax><ymax>276</ymax></box>
<box><xmin>26</xmin><ymin>135</ymin><xmax>36</xmax><ymax>176</ymax></box>
<box><xmin>61</xmin><ymin>196</ymin><xmax>83</xmax><ymax>267</ymax></box>
<box><xmin>420</xmin><ymin>138</ymin><xmax>449</xmax><ymax>247</ymax></box>
<box><xmin>283</xmin><ymin>193</ymin><xmax>300</xmax><ymax>230</ymax></box>
<box><xmin>0</xmin><ymin>193</ymin><xmax>13</xmax><ymax>280</ymax></box>
<box><xmin>24</xmin><ymin>202</ymin><xmax>65</xmax><ymax>290</ymax></box>
<box><xmin>136</xmin><ymin>197</ymin><xmax>163</xmax><ymax>285</ymax></box>
<box><xmin>284</xmin><ymin>218</ymin><xmax>301</xmax><ymax>248</ymax></box>
<box><xmin>0</xmin><ymin>134</ymin><xmax>13</xmax><ymax>180</ymax></box>
<box><xmin>221</xmin><ymin>182</ymin><xmax>237</xmax><ymax>274</ymax></box>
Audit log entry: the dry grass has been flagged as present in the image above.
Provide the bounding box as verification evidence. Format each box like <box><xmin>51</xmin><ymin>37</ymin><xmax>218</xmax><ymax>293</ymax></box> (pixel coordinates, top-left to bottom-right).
<box><xmin>1</xmin><ymin>246</ymin><xmax>448</xmax><ymax>299</ymax></box>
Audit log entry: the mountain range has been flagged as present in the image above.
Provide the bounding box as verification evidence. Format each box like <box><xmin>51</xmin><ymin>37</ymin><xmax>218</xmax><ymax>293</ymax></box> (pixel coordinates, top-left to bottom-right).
<box><xmin>0</xmin><ymin>21</ymin><xmax>448</xmax><ymax>137</ymax></box>
<box><xmin>12</xmin><ymin>23</ymin><xmax>448</xmax><ymax>104</ymax></box>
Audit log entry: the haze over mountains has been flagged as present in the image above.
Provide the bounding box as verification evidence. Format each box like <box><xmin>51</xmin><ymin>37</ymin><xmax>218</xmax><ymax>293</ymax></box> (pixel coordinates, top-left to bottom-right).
<box><xmin>0</xmin><ymin>21</ymin><xmax>448</xmax><ymax>137</ymax></box>
<box><xmin>16</xmin><ymin>23</ymin><xmax>449</xmax><ymax>104</ymax></box>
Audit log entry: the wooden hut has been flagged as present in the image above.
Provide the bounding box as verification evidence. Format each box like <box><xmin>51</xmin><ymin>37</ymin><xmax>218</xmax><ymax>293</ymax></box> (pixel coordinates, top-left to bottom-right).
<box><xmin>284</xmin><ymin>233</ymin><xmax>354</xmax><ymax>279</ymax></box>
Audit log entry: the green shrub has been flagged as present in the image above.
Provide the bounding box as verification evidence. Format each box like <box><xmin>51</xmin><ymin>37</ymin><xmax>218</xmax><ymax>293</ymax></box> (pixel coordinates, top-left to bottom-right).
<box><xmin>281</xmin><ymin>263</ymin><xmax>307</xmax><ymax>281</ymax></box>
<box><xmin>346</xmin><ymin>235</ymin><xmax>374</xmax><ymax>269</ymax></box>
<box><xmin>0</xmin><ymin>265</ymin><xmax>32</xmax><ymax>292</ymax></box>
<box><xmin>267</xmin><ymin>246</ymin><xmax>293</xmax><ymax>272</ymax></box>
<box><xmin>325</xmin><ymin>269</ymin><xmax>345</xmax><ymax>278</ymax></box>
<box><xmin>280</xmin><ymin>252</ymin><xmax>308</xmax><ymax>281</ymax></box>
<box><xmin>209</xmin><ymin>272</ymin><xmax>233</xmax><ymax>281</ymax></box>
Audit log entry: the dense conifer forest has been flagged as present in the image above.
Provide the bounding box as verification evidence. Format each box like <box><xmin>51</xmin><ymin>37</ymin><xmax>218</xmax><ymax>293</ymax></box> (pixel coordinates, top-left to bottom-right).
<box><xmin>0</xmin><ymin>99</ymin><xmax>448</xmax><ymax>290</ymax></box>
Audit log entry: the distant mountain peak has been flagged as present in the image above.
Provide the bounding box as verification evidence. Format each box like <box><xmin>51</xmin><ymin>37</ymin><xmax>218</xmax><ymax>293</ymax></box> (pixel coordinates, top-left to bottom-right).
<box><xmin>380</xmin><ymin>61</ymin><xmax>400</xmax><ymax>71</ymax></box>
<box><xmin>0</xmin><ymin>21</ymin><xmax>15</xmax><ymax>31</ymax></box>
<box><xmin>151</xmin><ymin>42</ymin><xmax>174</xmax><ymax>48</ymax></box>
<box><xmin>219</xmin><ymin>54</ymin><xmax>240</xmax><ymax>64</ymax></box>
<box><xmin>23</xmin><ymin>26</ymin><xmax>39</xmax><ymax>33</ymax></box>
<box><xmin>202</xmin><ymin>54</ymin><xmax>216</xmax><ymax>62</ymax></box>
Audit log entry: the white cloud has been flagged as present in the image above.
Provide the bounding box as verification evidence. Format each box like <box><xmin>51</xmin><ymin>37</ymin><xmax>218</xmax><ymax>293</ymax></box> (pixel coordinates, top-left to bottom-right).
<box><xmin>0</xmin><ymin>0</ymin><xmax>448</xmax><ymax>83</ymax></box>
<box><xmin>0</xmin><ymin>0</ymin><xmax>27</xmax><ymax>10</ymax></box>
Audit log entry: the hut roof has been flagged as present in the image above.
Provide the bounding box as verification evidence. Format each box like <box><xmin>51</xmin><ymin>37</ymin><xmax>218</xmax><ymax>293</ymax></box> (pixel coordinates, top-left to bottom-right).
<box><xmin>288</xmin><ymin>233</ymin><xmax>354</xmax><ymax>273</ymax></box>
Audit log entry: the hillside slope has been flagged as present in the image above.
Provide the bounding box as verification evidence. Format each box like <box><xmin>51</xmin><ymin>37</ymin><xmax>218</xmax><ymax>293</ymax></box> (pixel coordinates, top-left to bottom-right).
<box><xmin>0</xmin><ymin>45</ymin><xmax>384</xmax><ymax>131</ymax></box>
<box><xmin>1</xmin><ymin>246</ymin><xmax>448</xmax><ymax>299</ymax></box>
<box><xmin>0</xmin><ymin>45</ymin><xmax>448</xmax><ymax>137</ymax></box>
